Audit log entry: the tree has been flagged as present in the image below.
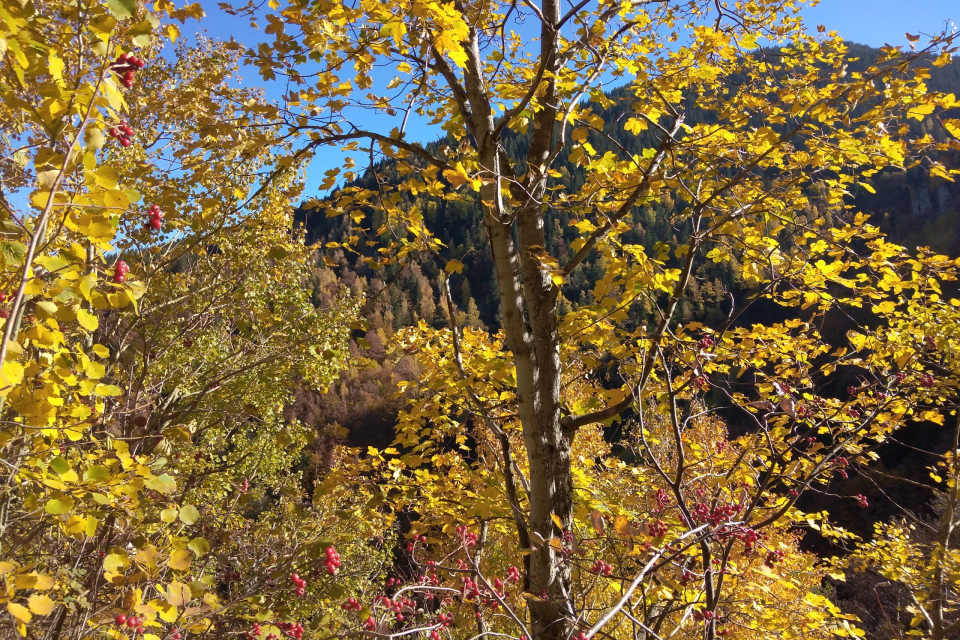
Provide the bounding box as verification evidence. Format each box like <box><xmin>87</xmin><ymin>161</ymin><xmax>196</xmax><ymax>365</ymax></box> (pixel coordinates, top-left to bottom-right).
<box><xmin>245</xmin><ymin>0</ymin><xmax>959</xmax><ymax>638</ymax></box>
<box><xmin>0</xmin><ymin>4</ymin><xmax>387</xmax><ymax>639</ymax></box>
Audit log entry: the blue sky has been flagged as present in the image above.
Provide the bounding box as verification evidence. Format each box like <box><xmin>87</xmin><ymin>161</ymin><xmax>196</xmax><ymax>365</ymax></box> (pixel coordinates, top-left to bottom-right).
<box><xmin>805</xmin><ymin>0</ymin><xmax>956</xmax><ymax>47</ymax></box>
<box><xmin>195</xmin><ymin>0</ymin><xmax>956</xmax><ymax>195</ymax></box>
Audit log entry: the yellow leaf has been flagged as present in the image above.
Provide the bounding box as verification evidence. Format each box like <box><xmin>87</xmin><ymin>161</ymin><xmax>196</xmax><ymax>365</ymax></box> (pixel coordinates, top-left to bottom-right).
<box><xmin>613</xmin><ymin>515</ymin><xmax>630</xmax><ymax>536</ymax></box>
<box><xmin>0</xmin><ymin>361</ymin><xmax>24</xmax><ymax>393</ymax></box>
<box><xmin>550</xmin><ymin>513</ymin><xmax>564</xmax><ymax>531</ymax></box>
<box><xmin>445</xmin><ymin>259</ymin><xmax>463</xmax><ymax>274</ymax></box>
<box><xmin>906</xmin><ymin>102</ymin><xmax>935</xmax><ymax>121</ymax></box>
<box><xmin>944</xmin><ymin>119</ymin><xmax>960</xmax><ymax>140</ymax></box>
<box><xmin>158</xmin><ymin>603</ymin><xmax>179</xmax><ymax>623</ymax></box>
<box><xmin>168</xmin><ymin>550</ymin><xmax>192</xmax><ymax>571</ymax></box>
<box><xmin>27</xmin><ymin>595</ymin><xmax>55</xmax><ymax>616</ymax></box>
<box><xmin>103</xmin><ymin>553</ymin><xmax>127</xmax><ymax>573</ymax></box>
<box><xmin>77</xmin><ymin>309</ymin><xmax>99</xmax><ymax>331</ymax></box>
<box><xmin>7</xmin><ymin>602</ymin><xmax>31</xmax><ymax>624</ymax></box>
<box><xmin>165</xmin><ymin>582</ymin><xmax>192</xmax><ymax>607</ymax></box>
<box><xmin>93</xmin><ymin>165</ymin><xmax>119</xmax><ymax>190</ymax></box>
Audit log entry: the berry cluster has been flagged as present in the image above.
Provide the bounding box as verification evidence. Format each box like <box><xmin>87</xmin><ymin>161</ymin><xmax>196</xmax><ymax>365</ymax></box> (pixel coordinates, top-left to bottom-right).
<box><xmin>506</xmin><ymin>565</ymin><xmax>521</xmax><ymax>583</ymax></box>
<box><xmin>406</xmin><ymin>534</ymin><xmax>427</xmax><ymax>552</ymax></box>
<box><xmin>324</xmin><ymin>546</ymin><xmax>341</xmax><ymax>574</ymax></box>
<box><xmin>652</xmin><ymin>488</ymin><xmax>671</xmax><ymax>513</ymax></box>
<box><xmin>429</xmin><ymin>612</ymin><xmax>454</xmax><ymax>640</ymax></box>
<box><xmin>109</xmin><ymin>122</ymin><xmax>135</xmax><ymax>147</ymax></box>
<box><xmin>290</xmin><ymin>572</ymin><xmax>308</xmax><ymax>596</ymax></box>
<box><xmin>590</xmin><ymin>560</ymin><xmax>613</xmax><ymax>576</ymax></box>
<box><xmin>855</xmin><ymin>494</ymin><xmax>869</xmax><ymax>508</ymax></box>
<box><xmin>277</xmin><ymin>621</ymin><xmax>304</xmax><ymax>639</ymax></box>
<box><xmin>113</xmin><ymin>260</ymin><xmax>129</xmax><ymax>284</ymax></box>
<box><xmin>691</xmin><ymin>501</ymin><xmax>742</xmax><ymax>527</ymax></box>
<box><xmin>459</xmin><ymin>575</ymin><xmax>503</xmax><ymax>609</ymax></box>
<box><xmin>146</xmin><ymin>204</ymin><xmax>163</xmax><ymax>231</ymax></box>
<box><xmin>716</xmin><ymin>525</ymin><xmax>765</xmax><ymax>555</ymax></box>
<box><xmin>697</xmin><ymin>335</ymin><xmax>714</xmax><ymax>349</ymax></box>
<box><xmin>455</xmin><ymin>525</ymin><xmax>478</xmax><ymax>546</ymax></box>
<box><xmin>921</xmin><ymin>373</ymin><xmax>936</xmax><ymax>388</ymax></box>
<box><xmin>363</xmin><ymin>616</ymin><xmax>376</xmax><ymax>631</ymax></box>
<box><xmin>375</xmin><ymin>593</ymin><xmax>417</xmax><ymax>622</ymax></box>
<box><xmin>764</xmin><ymin>549</ymin><xmax>785</xmax><ymax>567</ymax></box>
<box><xmin>245</xmin><ymin>622</ymin><xmax>262</xmax><ymax>640</ymax></box>
<box><xmin>692</xmin><ymin>609</ymin><xmax>716</xmax><ymax>622</ymax></box>
<box><xmin>648</xmin><ymin>518</ymin><xmax>667</xmax><ymax>538</ymax></box>
<box><xmin>341</xmin><ymin>597</ymin><xmax>362</xmax><ymax>611</ymax></box>
<box><xmin>112</xmin><ymin>52</ymin><xmax>146</xmax><ymax>88</ymax></box>
<box><xmin>114</xmin><ymin>614</ymin><xmax>145</xmax><ymax>635</ymax></box>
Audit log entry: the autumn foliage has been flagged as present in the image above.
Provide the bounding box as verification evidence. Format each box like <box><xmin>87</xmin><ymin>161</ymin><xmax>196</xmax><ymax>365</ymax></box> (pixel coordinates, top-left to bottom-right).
<box><xmin>2</xmin><ymin>1</ymin><xmax>960</xmax><ymax>640</ymax></box>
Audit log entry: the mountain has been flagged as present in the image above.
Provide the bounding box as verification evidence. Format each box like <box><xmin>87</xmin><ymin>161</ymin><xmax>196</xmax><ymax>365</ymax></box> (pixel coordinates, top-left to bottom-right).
<box><xmin>296</xmin><ymin>43</ymin><xmax>960</xmax><ymax>334</ymax></box>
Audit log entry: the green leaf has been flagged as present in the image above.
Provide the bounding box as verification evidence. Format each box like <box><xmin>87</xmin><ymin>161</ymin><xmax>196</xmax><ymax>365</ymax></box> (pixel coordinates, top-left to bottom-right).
<box><xmin>105</xmin><ymin>0</ymin><xmax>138</xmax><ymax>19</ymax></box>
<box><xmin>49</xmin><ymin>456</ymin><xmax>71</xmax><ymax>475</ymax></box>
<box><xmin>188</xmin><ymin>537</ymin><xmax>210</xmax><ymax>556</ymax></box>
<box><xmin>0</xmin><ymin>242</ymin><xmax>26</xmax><ymax>267</ymax></box>
<box><xmin>45</xmin><ymin>498</ymin><xmax>73</xmax><ymax>514</ymax></box>
<box><xmin>144</xmin><ymin>473</ymin><xmax>177</xmax><ymax>494</ymax></box>
<box><xmin>83</xmin><ymin>465</ymin><xmax>110</xmax><ymax>481</ymax></box>
<box><xmin>179</xmin><ymin>505</ymin><xmax>200</xmax><ymax>525</ymax></box>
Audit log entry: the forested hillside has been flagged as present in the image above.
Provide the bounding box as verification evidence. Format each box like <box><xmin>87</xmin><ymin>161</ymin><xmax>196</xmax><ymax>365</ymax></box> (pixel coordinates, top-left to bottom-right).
<box><xmin>293</xmin><ymin>42</ymin><xmax>960</xmax><ymax>436</ymax></box>
<box><xmin>297</xmin><ymin>44</ymin><xmax>960</xmax><ymax>333</ymax></box>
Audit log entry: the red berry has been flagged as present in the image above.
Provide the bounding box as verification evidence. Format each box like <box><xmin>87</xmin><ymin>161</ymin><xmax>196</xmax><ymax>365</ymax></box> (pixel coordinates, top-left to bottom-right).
<box><xmin>127</xmin><ymin>617</ymin><xmax>138</xmax><ymax>627</ymax></box>
<box><xmin>149</xmin><ymin>218</ymin><xmax>162</xmax><ymax>230</ymax></box>
<box><xmin>296</xmin><ymin>587</ymin><xmax>305</xmax><ymax>596</ymax></box>
<box><xmin>121</xmin><ymin>138</ymin><xmax>131</xmax><ymax>147</ymax></box>
<box><xmin>115</xmin><ymin>615</ymin><xmax>127</xmax><ymax>625</ymax></box>
<box><xmin>137</xmin><ymin>626</ymin><xmax>145</xmax><ymax>635</ymax></box>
